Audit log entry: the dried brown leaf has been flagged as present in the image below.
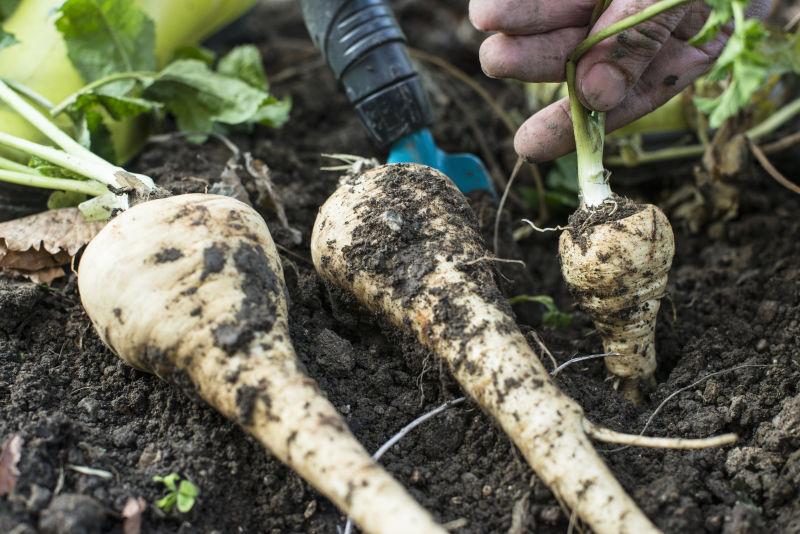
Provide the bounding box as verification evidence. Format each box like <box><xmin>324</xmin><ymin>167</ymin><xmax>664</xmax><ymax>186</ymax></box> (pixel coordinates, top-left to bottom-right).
<box><xmin>3</xmin><ymin>266</ymin><xmax>66</xmax><ymax>284</ymax></box>
<box><xmin>0</xmin><ymin>247</ymin><xmax>69</xmax><ymax>271</ymax></box>
<box><xmin>0</xmin><ymin>208</ymin><xmax>105</xmax><ymax>256</ymax></box>
<box><xmin>209</xmin><ymin>156</ymin><xmax>252</xmax><ymax>206</ymax></box>
<box><xmin>0</xmin><ymin>208</ymin><xmax>104</xmax><ymax>283</ymax></box>
<box><xmin>0</xmin><ymin>434</ymin><xmax>23</xmax><ymax>497</ymax></box>
<box><xmin>122</xmin><ymin>496</ymin><xmax>146</xmax><ymax>534</ymax></box>
<box><xmin>244</xmin><ymin>153</ymin><xmax>301</xmax><ymax>245</ymax></box>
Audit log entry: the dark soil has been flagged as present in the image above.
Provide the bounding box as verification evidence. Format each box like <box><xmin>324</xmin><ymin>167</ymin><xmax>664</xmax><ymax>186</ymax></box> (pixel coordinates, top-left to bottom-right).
<box><xmin>2</xmin><ymin>1</ymin><xmax>799</xmax><ymax>533</ymax></box>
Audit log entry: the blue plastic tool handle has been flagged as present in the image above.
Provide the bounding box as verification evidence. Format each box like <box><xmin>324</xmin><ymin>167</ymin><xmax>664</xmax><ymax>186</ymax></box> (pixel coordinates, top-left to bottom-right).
<box><xmin>388</xmin><ymin>129</ymin><xmax>497</xmax><ymax>197</ymax></box>
<box><xmin>298</xmin><ymin>0</ymin><xmax>433</xmax><ymax>147</ymax></box>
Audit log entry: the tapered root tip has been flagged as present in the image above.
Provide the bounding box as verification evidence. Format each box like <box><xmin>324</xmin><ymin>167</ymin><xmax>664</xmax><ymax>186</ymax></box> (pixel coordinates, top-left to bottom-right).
<box><xmin>584</xmin><ymin>420</ymin><xmax>738</xmax><ymax>450</ymax></box>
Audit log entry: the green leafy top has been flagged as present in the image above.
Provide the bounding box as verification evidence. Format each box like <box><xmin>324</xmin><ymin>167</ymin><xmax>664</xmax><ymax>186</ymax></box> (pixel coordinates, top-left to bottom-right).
<box><xmin>691</xmin><ymin>0</ymin><xmax>799</xmax><ymax>127</ymax></box>
<box><xmin>48</xmin><ymin>0</ymin><xmax>290</xmax><ymax>158</ymax></box>
<box><xmin>55</xmin><ymin>0</ymin><xmax>156</xmax><ymax>82</ymax></box>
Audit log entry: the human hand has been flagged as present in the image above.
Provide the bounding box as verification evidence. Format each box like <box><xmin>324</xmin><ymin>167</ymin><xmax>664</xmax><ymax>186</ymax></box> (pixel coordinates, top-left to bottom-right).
<box><xmin>469</xmin><ymin>0</ymin><xmax>772</xmax><ymax>162</ymax></box>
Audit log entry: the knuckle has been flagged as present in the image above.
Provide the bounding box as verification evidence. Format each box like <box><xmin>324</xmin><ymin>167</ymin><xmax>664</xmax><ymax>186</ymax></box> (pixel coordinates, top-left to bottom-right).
<box><xmin>610</xmin><ymin>15</ymin><xmax>677</xmax><ymax>62</ymax></box>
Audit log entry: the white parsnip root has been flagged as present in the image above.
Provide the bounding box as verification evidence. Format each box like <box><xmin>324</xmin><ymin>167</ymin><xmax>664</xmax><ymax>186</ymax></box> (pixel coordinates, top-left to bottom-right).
<box><xmin>78</xmin><ymin>193</ymin><xmax>444</xmax><ymax>534</ymax></box>
<box><xmin>559</xmin><ymin>203</ymin><xmax>675</xmax><ymax>401</ymax></box>
<box><xmin>312</xmin><ymin>164</ymin><xmax>735</xmax><ymax>534</ymax></box>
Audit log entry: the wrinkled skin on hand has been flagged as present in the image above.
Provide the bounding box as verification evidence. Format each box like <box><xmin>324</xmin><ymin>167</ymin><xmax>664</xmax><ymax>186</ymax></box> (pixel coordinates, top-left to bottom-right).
<box><xmin>469</xmin><ymin>0</ymin><xmax>773</xmax><ymax>162</ymax></box>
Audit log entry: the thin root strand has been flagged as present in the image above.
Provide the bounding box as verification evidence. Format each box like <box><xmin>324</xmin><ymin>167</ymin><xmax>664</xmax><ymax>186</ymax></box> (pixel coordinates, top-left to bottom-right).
<box><xmin>583</xmin><ymin>421</ymin><xmax>737</xmax><ymax>450</ymax></box>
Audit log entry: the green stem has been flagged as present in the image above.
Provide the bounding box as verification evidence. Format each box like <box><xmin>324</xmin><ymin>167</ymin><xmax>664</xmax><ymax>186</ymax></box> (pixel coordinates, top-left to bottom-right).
<box><xmin>0</xmin><ymin>155</ymin><xmax>36</xmax><ymax>174</ymax></box>
<box><xmin>605</xmin><ymin>96</ymin><xmax>800</xmax><ymax>166</ymax></box>
<box><xmin>0</xmin><ymin>79</ymin><xmax>119</xmax><ymax>181</ymax></box>
<box><xmin>0</xmin><ymin>131</ymin><xmax>119</xmax><ymax>187</ymax></box>
<box><xmin>0</xmin><ymin>170</ymin><xmax>108</xmax><ymax>196</ymax></box>
<box><xmin>567</xmin><ymin>62</ymin><xmax>611</xmax><ymax>207</ymax></box>
<box><xmin>745</xmin><ymin>96</ymin><xmax>800</xmax><ymax>141</ymax></box>
<box><xmin>50</xmin><ymin>70</ymin><xmax>158</xmax><ymax>116</ymax></box>
<box><xmin>569</xmin><ymin>0</ymin><xmax>694</xmax><ymax>62</ymax></box>
<box><xmin>0</xmin><ymin>78</ymin><xmax>54</xmax><ymax>109</ymax></box>
<box><xmin>605</xmin><ymin>143</ymin><xmax>704</xmax><ymax>166</ymax></box>
<box><xmin>0</xmin><ymin>79</ymin><xmax>156</xmax><ymax>192</ymax></box>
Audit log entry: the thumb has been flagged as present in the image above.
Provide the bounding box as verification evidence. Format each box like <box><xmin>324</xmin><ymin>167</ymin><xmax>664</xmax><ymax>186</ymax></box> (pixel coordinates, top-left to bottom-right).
<box><xmin>575</xmin><ymin>0</ymin><xmax>690</xmax><ymax>111</ymax></box>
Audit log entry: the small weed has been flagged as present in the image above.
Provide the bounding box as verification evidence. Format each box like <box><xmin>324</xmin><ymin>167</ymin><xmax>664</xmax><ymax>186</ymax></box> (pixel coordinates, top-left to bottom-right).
<box><xmin>508</xmin><ymin>295</ymin><xmax>573</xmax><ymax>328</ymax></box>
<box><xmin>153</xmin><ymin>473</ymin><xmax>199</xmax><ymax>513</ymax></box>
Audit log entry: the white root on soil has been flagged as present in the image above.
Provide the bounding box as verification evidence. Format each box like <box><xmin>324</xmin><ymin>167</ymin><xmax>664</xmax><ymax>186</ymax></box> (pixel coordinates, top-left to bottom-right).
<box><xmin>559</xmin><ymin>204</ymin><xmax>675</xmax><ymax>401</ymax></box>
<box><xmin>311</xmin><ymin>164</ymin><xmax>735</xmax><ymax>534</ymax></box>
<box><xmin>78</xmin><ymin>193</ymin><xmax>445</xmax><ymax>534</ymax></box>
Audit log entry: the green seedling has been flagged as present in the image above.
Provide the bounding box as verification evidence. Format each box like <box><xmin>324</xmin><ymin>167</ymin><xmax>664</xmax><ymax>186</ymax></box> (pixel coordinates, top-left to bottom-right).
<box><xmin>153</xmin><ymin>473</ymin><xmax>199</xmax><ymax>513</ymax></box>
<box><xmin>508</xmin><ymin>295</ymin><xmax>573</xmax><ymax>328</ymax></box>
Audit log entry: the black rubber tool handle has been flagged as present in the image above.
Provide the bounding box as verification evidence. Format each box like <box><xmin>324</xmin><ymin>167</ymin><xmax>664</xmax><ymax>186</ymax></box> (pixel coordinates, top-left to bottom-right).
<box><xmin>299</xmin><ymin>0</ymin><xmax>433</xmax><ymax>147</ymax></box>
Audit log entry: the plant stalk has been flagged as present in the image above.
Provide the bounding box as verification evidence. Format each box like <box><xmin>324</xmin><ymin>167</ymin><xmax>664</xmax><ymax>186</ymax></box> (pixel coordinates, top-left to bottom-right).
<box><xmin>0</xmin><ymin>131</ymin><xmax>120</xmax><ymax>188</ymax></box>
<box><xmin>0</xmin><ymin>170</ymin><xmax>108</xmax><ymax>196</ymax></box>
<box><xmin>0</xmin><ymin>80</ymin><xmax>117</xmax><ymax>176</ymax></box>
<box><xmin>569</xmin><ymin>0</ymin><xmax>694</xmax><ymax>62</ymax></box>
<box><xmin>567</xmin><ymin>62</ymin><xmax>612</xmax><ymax>208</ymax></box>
<box><xmin>0</xmin><ymin>155</ymin><xmax>36</xmax><ymax>174</ymax></box>
<box><xmin>605</xmin><ymin>96</ymin><xmax>800</xmax><ymax>166</ymax></box>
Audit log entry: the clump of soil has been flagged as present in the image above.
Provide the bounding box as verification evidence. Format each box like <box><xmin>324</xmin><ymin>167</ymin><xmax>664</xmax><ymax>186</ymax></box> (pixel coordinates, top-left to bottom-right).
<box><xmin>1</xmin><ymin>1</ymin><xmax>799</xmax><ymax>533</ymax></box>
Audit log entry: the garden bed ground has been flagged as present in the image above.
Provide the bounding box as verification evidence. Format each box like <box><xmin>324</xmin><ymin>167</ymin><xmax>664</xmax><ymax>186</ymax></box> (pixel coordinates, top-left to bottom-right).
<box><xmin>1</xmin><ymin>1</ymin><xmax>798</xmax><ymax>533</ymax></box>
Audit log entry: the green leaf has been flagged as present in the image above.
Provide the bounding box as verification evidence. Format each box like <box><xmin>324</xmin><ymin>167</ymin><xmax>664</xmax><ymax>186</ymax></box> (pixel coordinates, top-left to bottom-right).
<box><xmin>0</xmin><ymin>0</ymin><xmax>20</xmax><ymax>20</ymax></box>
<box><xmin>759</xmin><ymin>30</ymin><xmax>800</xmax><ymax>75</ymax></box>
<box><xmin>689</xmin><ymin>0</ymin><xmax>734</xmax><ymax>45</ymax></box>
<box><xmin>217</xmin><ymin>45</ymin><xmax>269</xmax><ymax>90</ymax></box>
<box><xmin>28</xmin><ymin>157</ymin><xmax>87</xmax><ymax>180</ymax></box>
<box><xmin>172</xmin><ymin>45</ymin><xmax>217</xmax><ymax>66</ymax></box>
<box><xmin>153</xmin><ymin>473</ymin><xmax>179</xmax><ymax>491</ymax></box>
<box><xmin>143</xmin><ymin>59</ymin><xmax>275</xmax><ymax>134</ymax></box>
<box><xmin>178</xmin><ymin>480</ymin><xmax>199</xmax><ymax>498</ymax></box>
<box><xmin>48</xmin><ymin>190</ymin><xmax>88</xmax><ymax>209</ymax></box>
<box><xmin>546</xmin><ymin>153</ymin><xmax>579</xmax><ymax>193</ymax></box>
<box><xmin>176</xmin><ymin>492</ymin><xmax>196</xmax><ymax>513</ymax></box>
<box><xmin>691</xmin><ymin>1</ymin><xmax>773</xmax><ymax>128</ymax></box>
<box><xmin>175</xmin><ymin>480</ymin><xmax>199</xmax><ymax>513</ymax></box>
<box><xmin>73</xmin><ymin>91</ymin><xmax>162</xmax><ymax>121</ymax></box>
<box><xmin>55</xmin><ymin>0</ymin><xmax>157</xmax><ymax>82</ymax></box>
<box><xmin>254</xmin><ymin>95</ymin><xmax>291</xmax><ymax>128</ymax></box>
<box><xmin>83</xmin><ymin>109</ymin><xmax>117</xmax><ymax>162</ymax></box>
<box><xmin>0</xmin><ymin>27</ymin><xmax>16</xmax><ymax>50</ymax></box>
<box><xmin>155</xmin><ymin>493</ymin><xmax>176</xmax><ymax>512</ymax></box>
<box><xmin>507</xmin><ymin>295</ymin><xmax>573</xmax><ymax>328</ymax></box>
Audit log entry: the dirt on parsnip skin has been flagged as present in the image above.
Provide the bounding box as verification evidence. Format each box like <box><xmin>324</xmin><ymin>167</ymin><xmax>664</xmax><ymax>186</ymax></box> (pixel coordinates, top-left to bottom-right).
<box><xmin>1</xmin><ymin>1</ymin><xmax>799</xmax><ymax>533</ymax></box>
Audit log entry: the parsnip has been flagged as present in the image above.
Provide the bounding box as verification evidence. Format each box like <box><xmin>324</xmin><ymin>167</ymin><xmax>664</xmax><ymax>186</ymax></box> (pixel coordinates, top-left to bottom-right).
<box><xmin>556</xmin><ymin>41</ymin><xmax>676</xmax><ymax>402</ymax></box>
<box><xmin>78</xmin><ymin>194</ymin><xmax>445</xmax><ymax>534</ymax></box>
<box><xmin>311</xmin><ymin>163</ymin><xmax>735</xmax><ymax>534</ymax></box>
<box><xmin>559</xmin><ymin>202</ymin><xmax>675</xmax><ymax>400</ymax></box>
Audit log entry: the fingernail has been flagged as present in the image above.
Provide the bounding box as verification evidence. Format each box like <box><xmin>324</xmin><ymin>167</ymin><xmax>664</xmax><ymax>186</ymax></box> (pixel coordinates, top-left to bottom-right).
<box><xmin>580</xmin><ymin>63</ymin><xmax>628</xmax><ymax>111</ymax></box>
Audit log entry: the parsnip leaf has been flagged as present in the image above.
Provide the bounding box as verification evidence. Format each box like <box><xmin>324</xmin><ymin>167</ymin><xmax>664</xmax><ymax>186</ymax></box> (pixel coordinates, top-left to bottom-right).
<box><xmin>690</xmin><ymin>0</ymin><xmax>781</xmax><ymax>128</ymax></box>
<box><xmin>76</xmin><ymin>109</ymin><xmax>117</xmax><ymax>162</ymax></box>
<box><xmin>143</xmin><ymin>59</ymin><xmax>281</xmax><ymax>134</ymax></box>
<box><xmin>73</xmin><ymin>91</ymin><xmax>162</xmax><ymax>121</ymax></box>
<box><xmin>689</xmin><ymin>0</ymin><xmax>735</xmax><ymax>45</ymax></box>
<box><xmin>254</xmin><ymin>95</ymin><xmax>291</xmax><ymax>128</ymax></box>
<box><xmin>172</xmin><ymin>45</ymin><xmax>217</xmax><ymax>66</ymax></box>
<box><xmin>55</xmin><ymin>0</ymin><xmax>156</xmax><ymax>82</ymax></box>
<box><xmin>218</xmin><ymin>45</ymin><xmax>269</xmax><ymax>90</ymax></box>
